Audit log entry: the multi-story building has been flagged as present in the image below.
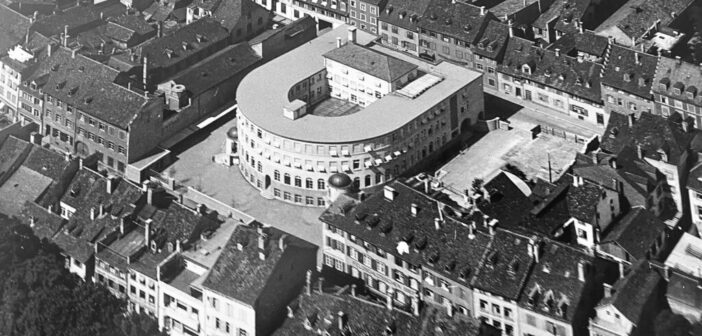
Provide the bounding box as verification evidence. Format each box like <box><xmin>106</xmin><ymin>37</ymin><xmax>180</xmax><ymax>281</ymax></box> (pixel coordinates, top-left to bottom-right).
<box><xmin>235</xmin><ymin>25</ymin><xmax>483</xmax><ymax>206</ymax></box>
<box><xmin>499</xmin><ymin>36</ymin><xmax>606</xmax><ymax>126</ymax></box>
<box><xmin>589</xmin><ymin>261</ymin><xmax>664</xmax><ymax>336</ymax></box>
<box><xmin>601</xmin><ymin>112</ymin><xmax>698</xmax><ymax>227</ymax></box>
<box><xmin>272</xmin><ymin>274</ymin><xmax>484</xmax><ymax>336</ymax></box>
<box><xmin>6</xmin><ymin>32</ymin><xmax>53</xmax><ymax>127</ymax></box>
<box><xmin>518</xmin><ymin>241</ymin><xmax>595</xmax><ymax>336</ymax></box>
<box><xmin>186</xmin><ymin>0</ymin><xmax>271</xmax><ymax>42</ymax></box>
<box><xmin>377</xmin><ymin>0</ymin><xmax>430</xmax><ymax>56</ymax></box>
<box><xmin>546</xmin><ymin>30</ymin><xmax>609</xmax><ymax>64</ymax></box>
<box><xmin>472</xmin><ymin>20</ymin><xmax>510</xmax><ymax>90</ymax></box>
<box><xmin>596</xmin><ymin>208</ymin><xmax>668</xmax><ymax>266</ymax></box>
<box><xmin>104</xmin><ymin>14</ymin><xmax>157</xmax><ymax>49</ymax></box>
<box><xmin>600</xmin><ymin>44</ymin><xmax>657</xmax><ymax>117</ymax></box>
<box><xmin>531</xmin><ymin>0</ymin><xmax>606</xmax><ymax>43</ymax></box>
<box><xmin>652</xmin><ymin>56</ymin><xmax>702</xmax><ymax>127</ymax></box>
<box><xmin>201</xmin><ymin>223</ymin><xmax>317</xmax><ymax>336</ymax></box>
<box><xmin>291</xmin><ymin>0</ymin><xmax>349</xmax><ymax>30</ymax></box>
<box><xmin>347</xmin><ymin>0</ymin><xmax>385</xmax><ymax>34</ymax></box>
<box><xmin>320</xmin><ymin>179</ymin><xmax>492</xmax><ymax>318</ymax></box>
<box><xmin>417</xmin><ymin>1</ymin><xmax>493</xmax><ymax>66</ymax></box>
<box><xmin>686</xmin><ymin>162</ymin><xmax>702</xmax><ymax>234</ymax></box>
<box><xmin>664</xmin><ymin>233</ymin><xmax>702</xmax><ymax>323</ymax></box>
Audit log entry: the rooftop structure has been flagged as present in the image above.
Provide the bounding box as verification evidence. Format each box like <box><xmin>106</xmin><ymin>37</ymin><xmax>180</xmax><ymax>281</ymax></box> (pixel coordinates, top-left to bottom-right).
<box><xmin>379</xmin><ymin>0</ymin><xmax>431</xmax><ymax>32</ymax></box>
<box><xmin>418</xmin><ymin>0</ymin><xmax>493</xmax><ymax>46</ymax></box>
<box><xmin>601</xmin><ymin>44</ymin><xmax>658</xmax><ymax>100</ymax></box>
<box><xmin>0</xmin><ymin>4</ymin><xmax>31</xmax><ymax>55</ymax></box>
<box><xmin>323</xmin><ymin>43</ymin><xmax>417</xmax><ymax>83</ymax></box>
<box><xmin>31</xmin><ymin>0</ymin><xmax>127</xmax><ymax>38</ymax></box>
<box><xmin>472</xmin><ymin>19</ymin><xmax>510</xmax><ymax>61</ymax></box>
<box><xmin>472</xmin><ymin>229</ymin><xmax>535</xmax><ymax>300</ymax></box>
<box><xmin>652</xmin><ymin>57</ymin><xmax>702</xmax><ymax>116</ymax></box>
<box><xmin>598</xmin><ymin>207</ymin><xmax>667</xmax><ymax>262</ymax></box>
<box><xmin>665</xmin><ymin>232</ymin><xmax>702</xmax><ymax>278</ymax></box>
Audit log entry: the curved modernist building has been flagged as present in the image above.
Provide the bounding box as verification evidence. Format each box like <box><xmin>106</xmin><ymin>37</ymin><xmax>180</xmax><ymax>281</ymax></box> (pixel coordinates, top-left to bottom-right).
<box><xmin>236</xmin><ymin>25</ymin><xmax>483</xmax><ymax>206</ymax></box>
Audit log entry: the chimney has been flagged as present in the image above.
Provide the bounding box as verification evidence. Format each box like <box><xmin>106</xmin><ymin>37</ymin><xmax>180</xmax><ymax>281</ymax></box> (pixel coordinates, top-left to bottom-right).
<box><xmin>636</xmin><ymin>144</ymin><xmax>643</xmax><ymax>159</ymax></box>
<box><xmin>384</xmin><ymin>185</ymin><xmax>395</xmax><ymax>201</ymax></box>
<box><xmin>578</xmin><ymin>21</ymin><xmax>584</xmax><ymax>34</ymax></box>
<box><xmin>317</xmin><ymin>277</ymin><xmax>324</xmax><ymax>293</ymax></box>
<box><xmin>348</xmin><ymin>27</ymin><xmax>357</xmax><ymax>43</ymax></box>
<box><xmin>306</xmin><ymin>270</ymin><xmax>312</xmax><ymax>296</ymax></box>
<box><xmin>47</xmin><ymin>43</ymin><xmax>52</xmax><ymax>57</ymax></box>
<box><xmin>147</xmin><ymin>186</ymin><xmax>154</xmax><ymax>205</ymax></box>
<box><xmin>351</xmin><ymin>284</ymin><xmax>356</xmax><ymax>297</ymax></box>
<box><xmin>480</xmin><ymin>6</ymin><xmax>486</xmax><ymax>16</ymax></box>
<box><xmin>287</xmin><ymin>306</ymin><xmax>294</xmax><ymax>318</ymax></box>
<box><xmin>424</xmin><ymin>178</ymin><xmax>431</xmax><ymax>194</ymax></box>
<box><xmin>628</xmin><ymin>113</ymin><xmax>635</xmax><ymax>127</ymax></box>
<box><xmin>603</xmin><ymin>283</ymin><xmax>613</xmax><ymax>298</ymax></box>
<box><xmin>386</xmin><ymin>289</ymin><xmax>393</xmax><ymax>310</ymax></box>
<box><xmin>29</xmin><ymin>132</ymin><xmax>41</xmax><ymax>145</ymax></box>
<box><xmin>157</xmin><ymin>21</ymin><xmax>163</xmax><ymax>38</ymax></box>
<box><xmin>176</xmin><ymin>239</ymin><xmax>181</xmax><ymax>252</ymax></box>
<box><xmin>106</xmin><ymin>177</ymin><xmax>116</xmax><ymax>194</ymax></box>
<box><xmin>572</xmin><ymin>174</ymin><xmax>579</xmax><ymax>187</ymax></box>
<box><xmin>577</xmin><ymin>261</ymin><xmax>586</xmax><ymax>282</ymax></box>
<box><xmin>29</xmin><ymin>216</ymin><xmax>35</xmax><ymax>228</ymax></box>
<box><xmin>99</xmin><ymin>11</ymin><xmax>103</xmax><ymax>20</ymax></box>
<box><xmin>90</xmin><ymin>207</ymin><xmax>96</xmax><ymax>220</ymax></box>
<box><xmin>411</xmin><ymin>294</ymin><xmax>420</xmax><ymax>316</ymax></box>
<box><xmin>676</xmin><ymin>56</ymin><xmax>682</xmax><ymax>65</ymax></box>
<box><xmin>142</xmin><ymin>56</ymin><xmax>148</xmax><ymax>91</ymax></box>
<box><xmin>78</xmin><ymin>157</ymin><xmax>83</xmax><ymax>170</ymax></box>
<box><xmin>529</xmin><ymin>236</ymin><xmax>540</xmax><ymax>263</ymax></box>
<box><xmin>278</xmin><ymin>234</ymin><xmax>287</xmax><ymax>251</ymax></box>
<box><xmin>71</xmin><ymin>49</ymin><xmax>77</xmax><ymax>59</ymax></box>
<box><xmin>337</xmin><ymin>311</ymin><xmax>345</xmax><ymax>330</ymax></box>
<box><xmin>609</xmin><ymin>158</ymin><xmax>617</xmax><ymax>169</ymax></box>
<box><xmin>144</xmin><ymin>219</ymin><xmax>151</xmax><ymax>246</ymax></box>
<box><xmin>98</xmin><ymin>203</ymin><xmax>104</xmax><ymax>217</ymax></box>
<box><xmin>508</xmin><ymin>19</ymin><xmax>514</xmax><ymax>38</ymax></box>
<box><xmin>555</xmin><ymin>48</ymin><xmax>560</xmax><ymax>57</ymax></box>
<box><xmin>434</xmin><ymin>218</ymin><xmax>441</xmax><ymax>231</ymax></box>
<box><xmin>196</xmin><ymin>203</ymin><xmax>206</xmax><ymax>215</ymax></box>
<box><xmin>488</xmin><ymin>219</ymin><xmax>497</xmax><ymax>235</ymax></box>
<box><xmin>612</xmin><ymin>178</ymin><xmax>619</xmax><ymax>192</ymax></box>
<box><xmin>618</xmin><ymin>262</ymin><xmax>625</xmax><ymax>279</ymax></box>
<box><xmin>578</xmin><ymin>176</ymin><xmax>584</xmax><ymax>187</ymax></box>
<box><xmin>683</xmin><ymin>120</ymin><xmax>690</xmax><ymax>133</ymax></box>
<box><xmin>48</xmin><ymin>204</ymin><xmax>53</xmax><ymax>213</ymax></box>
<box><xmin>468</xmin><ymin>223</ymin><xmax>475</xmax><ymax>239</ymax></box>
<box><xmin>410</xmin><ymin>203</ymin><xmax>418</xmax><ymax>216</ymax></box>
<box><xmin>336</xmin><ymin>37</ymin><xmax>342</xmax><ymax>48</ymax></box>
<box><xmin>591</xmin><ymin>151</ymin><xmax>598</xmax><ymax>164</ymax></box>
<box><xmin>63</xmin><ymin>25</ymin><xmax>69</xmax><ymax>47</ymax></box>
<box><xmin>446</xmin><ymin>301</ymin><xmax>453</xmax><ymax>318</ymax></box>
<box><xmin>635</xmin><ymin>52</ymin><xmax>641</xmax><ymax>65</ymax></box>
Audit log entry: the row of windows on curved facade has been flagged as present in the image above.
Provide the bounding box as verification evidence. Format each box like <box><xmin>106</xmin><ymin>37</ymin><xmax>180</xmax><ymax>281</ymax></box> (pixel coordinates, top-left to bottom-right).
<box><xmin>241</xmin><ymin>166</ymin><xmax>327</xmax><ymax>206</ymax></box>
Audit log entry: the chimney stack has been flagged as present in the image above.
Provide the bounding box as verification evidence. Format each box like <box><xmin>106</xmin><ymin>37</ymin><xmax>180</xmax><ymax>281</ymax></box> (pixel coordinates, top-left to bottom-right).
<box><xmin>106</xmin><ymin>176</ymin><xmax>116</xmax><ymax>194</ymax></box>
<box><xmin>676</xmin><ymin>55</ymin><xmax>682</xmax><ymax>65</ymax></box>
<box><xmin>591</xmin><ymin>151</ymin><xmax>598</xmax><ymax>164</ymax></box>
<box><xmin>468</xmin><ymin>222</ymin><xmax>475</xmax><ymax>239</ymax></box>
<box><xmin>578</xmin><ymin>261</ymin><xmax>586</xmax><ymax>282</ymax></box>
<box><xmin>63</xmin><ymin>25</ymin><xmax>69</xmax><ymax>47</ymax></box>
<box><xmin>47</xmin><ymin>43</ymin><xmax>52</xmax><ymax>57</ymax></box>
<box><xmin>410</xmin><ymin>203</ymin><xmax>418</xmax><ymax>216</ymax></box>
<box><xmin>278</xmin><ymin>234</ymin><xmax>287</xmax><ymax>251</ymax></box>
<box><xmin>635</xmin><ymin>52</ymin><xmax>641</xmax><ymax>65</ymax></box>
<box><xmin>305</xmin><ymin>270</ymin><xmax>312</xmax><ymax>296</ymax></box>
<box><xmin>529</xmin><ymin>236</ymin><xmax>540</xmax><ymax>263</ymax></box>
<box><xmin>683</xmin><ymin>120</ymin><xmax>690</xmax><ymax>133</ymax></box>
<box><xmin>98</xmin><ymin>203</ymin><xmax>104</xmax><ymax>217</ymax></box>
<box><xmin>578</xmin><ymin>21</ymin><xmax>584</xmax><ymax>34</ymax></box>
<box><xmin>628</xmin><ymin>113</ymin><xmax>635</xmax><ymax>127</ymax></box>
<box><xmin>555</xmin><ymin>48</ymin><xmax>560</xmax><ymax>57</ymax></box>
<box><xmin>348</xmin><ymin>27</ymin><xmax>357</xmax><ymax>43</ymax></box>
<box><xmin>144</xmin><ymin>219</ymin><xmax>151</xmax><ymax>246</ymax></box>
<box><xmin>317</xmin><ymin>277</ymin><xmax>324</xmax><ymax>293</ymax></box>
<box><xmin>488</xmin><ymin>218</ymin><xmax>497</xmax><ymax>235</ymax></box>
<box><xmin>424</xmin><ymin>178</ymin><xmax>431</xmax><ymax>194</ymax></box>
<box><xmin>384</xmin><ymin>185</ymin><xmax>395</xmax><ymax>201</ymax></box>
<box><xmin>434</xmin><ymin>218</ymin><xmax>441</xmax><ymax>231</ymax></box>
<box><xmin>603</xmin><ymin>283</ymin><xmax>613</xmax><ymax>298</ymax></box>
<box><xmin>336</xmin><ymin>37</ymin><xmax>342</xmax><ymax>48</ymax></box>
<box><xmin>337</xmin><ymin>311</ymin><xmax>345</xmax><ymax>330</ymax></box>
<box><xmin>287</xmin><ymin>306</ymin><xmax>294</xmax><ymax>318</ymax></box>
<box><xmin>142</xmin><ymin>56</ymin><xmax>148</xmax><ymax>91</ymax></box>
<box><xmin>29</xmin><ymin>216</ymin><xmax>35</xmax><ymax>228</ymax></box>
<box><xmin>636</xmin><ymin>144</ymin><xmax>643</xmax><ymax>159</ymax></box>
<box><xmin>618</xmin><ymin>262</ymin><xmax>625</xmax><ymax>279</ymax></box>
<box><xmin>508</xmin><ymin>19</ymin><xmax>514</xmax><ymax>38</ymax></box>
<box><xmin>480</xmin><ymin>6</ymin><xmax>486</xmax><ymax>16</ymax></box>
<box><xmin>351</xmin><ymin>284</ymin><xmax>356</xmax><ymax>297</ymax></box>
<box><xmin>90</xmin><ymin>207</ymin><xmax>96</xmax><ymax>220</ymax></box>
<box><xmin>411</xmin><ymin>294</ymin><xmax>420</xmax><ymax>316</ymax></box>
<box><xmin>446</xmin><ymin>301</ymin><xmax>453</xmax><ymax>318</ymax></box>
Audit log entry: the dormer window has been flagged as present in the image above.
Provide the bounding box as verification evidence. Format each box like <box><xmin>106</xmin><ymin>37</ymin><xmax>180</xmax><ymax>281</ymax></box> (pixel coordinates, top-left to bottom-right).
<box><xmin>522</xmin><ymin>64</ymin><xmax>531</xmax><ymax>74</ymax></box>
<box><xmin>486</xmin><ymin>250</ymin><xmax>498</xmax><ymax>268</ymax></box>
<box><xmin>638</xmin><ymin>77</ymin><xmax>646</xmax><ymax>87</ymax></box>
<box><xmin>543</xmin><ymin>290</ymin><xmax>555</xmax><ymax>312</ymax></box>
<box><xmin>673</xmin><ymin>82</ymin><xmax>684</xmax><ymax>95</ymax></box>
<box><xmin>686</xmin><ymin>86</ymin><xmax>697</xmax><ymax>99</ymax></box>
<box><xmin>575</xmin><ymin>77</ymin><xmax>583</xmax><ymax>86</ymax></box>
<box><xmin>458</xmin><ymin>266</ymin><xmax>470</xmax><ymax>281</ymax></box>
<box><xmin>527</xmin><ymin>285</ymin><xmax>541</xmax><ymax>307</ymax></box>
<box><xmin>507</xmin><ymin>258</ymin><xmax>519</xmax><ymax>276</ymax></box>
<box><xmin>443</xmin><ymin>259</ymin><xmax>456</xmax><ymax>272</ymax></box>
<box><xmin>427</xmin><ymin>250</ymin><xmax>439</xmax><ymax>264</ymax></box>
<box><xmin>557</xmin><ymin>297</ymin><xmax>569</xmax><ymax>317</ymax></box>
<box><xmin>657</xmin><ymin>148</ymin><xmax>668</xmax><ymax>162</ymax></box>
<box><xmin>623</xmin><ymin>73</ymin><xmax>631</xmax><ymax>82</ymax></box>
<box><xmin>659</xmin><ymin>78</ymin><xmax>670</xmax><ymax>91</ymax></box>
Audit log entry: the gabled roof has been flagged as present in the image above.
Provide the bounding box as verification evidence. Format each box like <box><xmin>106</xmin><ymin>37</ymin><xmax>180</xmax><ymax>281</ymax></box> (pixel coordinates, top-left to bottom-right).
<box><xmin>595</xmin><ymin>0</ymin><xmax>695</xmax><ymax>41</ymax></box>
<box><xmin>547</xmin><ymin>30</ymin><xmax>609</xmax><ymax>59</ymax></box>
<box><xmin>597</xmin><ymin>261</ymin><xmax>662</xmax><ymax>323</ymax></box>
<box><xmin>202</xmin><ymin>223</ymin><xmax>313</xmax><ymax>304</ymax></box>
<box><xmin>105</xmin><ymin>14</ymin><xmax>156</xmax><ymax>43</ymax></box>
<box><xmin>600</xmin><ymin>112</ymin><xmax>696</xmax><ymax>164</ymax></box>
<box><xmin>472</xmin><ymin>229</ymin><xmax>535</xmax><ymax>300</ymax></box>
<box><xmin>500</xmin><ymin>37</ymin><xmax>603</xmax><ymax>103</ymax></box>
<box><xmin>274</xmin><ymin>289</ymin><xmax>481</xmax><ymax>336</ymax></box>
<box><xmin>320</xmin><ymin>181</ymin><xmax>493</xmax><ymax>285</ymax></box>
<box><xmin>601</xmin><ymin>44</ymin><xmax>657</xmax><ymax>99</ymax></box>
<box><xmin>471</xmin><ymin>19</ymin><xmax>509</xmax><ymax>60</ymax></box>
<box><xmin>419</xmin><ymin>0</ymin><xmax>493</xmax><ymax>45</ymax></box>
<box><xmin>600</xmin><ymin>208</ymin><xmax>666</xmax><ymax>260</ymax></box>
<box><xmin>18</xmin><ymin>201</ymin><xmax>66</xmax><ymax>240</ymax></box>
<box><xmin>519</xmin><ymin>241</ymin><xmax>594</xmax><ymax>323</ymax></box>
<box><xmin>190</xmin><ymin>0</ymin><xmax>264</xmax><ymax>31</ymax></box>
<box><xmin>323</xmin><ymin>43</ymin><xmax>417</xmax><ymax>83</ymax></box>
<box><xmin>533</xmin><ymin>0</ymin><xmax>591</xmax><ymax>32</ymax></box>
<box><xmin>652</xmin><ymin>57</ymin><xmax>702</xmax><ymax>107</ymax></box>
<box><xmin>42</xmin><ymin>49</ymin><xmax>148</xmax><ymax>129</ymax></box>
<box><xmin>31</xmin><ymin>1</ymin><xmax>127</xmax><ymax>37</ymax></box>
<box><xmin>167</xmin><ymin>42</ymin><xmax>260</xmax><ymax>96</ymax></box>
<box><xmin>0</xmin><ymin>4</ymin><xmax>31</xmax><ymax>55</ymax></box>
<box><xmin>378</xmin><ymin>0</ymin><xmax>431</xmax><ymax>31</ymax></box>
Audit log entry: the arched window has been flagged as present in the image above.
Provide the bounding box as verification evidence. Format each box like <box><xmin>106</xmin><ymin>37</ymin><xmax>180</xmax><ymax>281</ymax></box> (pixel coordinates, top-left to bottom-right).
<box><xmin>294</xmin><ymin>176</ymin><xmax>302</xmax><ymax>187</ymax></box>
<box><xmin>306</xmin><ymin>178</ymin><xmax>313</xmax><ymax>189</ymax></box>
<box><xmin>365</xmin><ymin>175</ymin><xmax>372</xmax><ymax>187</ymax></box>
<box><xmin>284</xmin><ymin>173</ymin><xmax>291</xmax><ymax>185</ymax></box>
<box><xmin>274</xmin><ymin>170</ymin><xmax>280</xmax><ymax>181</ymax></box>
<box><xmin>318</xmin><ymin>179</ymin><xmax>326</xmax><ymax>190</ymax></box>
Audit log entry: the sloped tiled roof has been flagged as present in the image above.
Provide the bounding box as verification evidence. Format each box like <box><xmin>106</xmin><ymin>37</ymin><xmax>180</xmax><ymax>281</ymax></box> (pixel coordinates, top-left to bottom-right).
<box><xmin>419</xmin><ymin>0</ymin><xmax>493</xmax><ymax>45</ymax></box>
<box><xmin>0</xmin><ymin>4</ymin><xmax>31</xmax><ymax>55</ymax></box>
<box><xmin>518</xmin><ymin>241</ymin><xmax>594</xmax><ymax>323</ymax></box>
<box><xmin>500</xmin><ymin>36</ymin><xmax>603</xmax><ymax>103</ymax></box>
<box><xmin>472</xmin><ymin>229</ymin><xmax>535</xmax><ymax>300</ymax></box>
<box><xmin>471</xmin><ymin>19</ymin><xmax>509</xmax><ymax>60</ymax></box>
<box><xmin>323</xmin><ymin>42</ymin><xmax>417</xmax><ymax>83</ymax></box>
<box><xmin>42</xmin><ymin>49</ymin><xmax>147</xmax><ymax>129</ymax></box>
<box><xmin>600</xmin><ymin>208</ymin><xmax>666</xmax><ymax>260</ymax></box>
<box><xmin>32</xmin><ymin>1</ymin><xmax>126</xmax><ymax>37</ymax></box>
<box><xmin>547</xmin><ymin>30</ymin><xmax>609</xmax><ymax>59</ymax></box>
<box><xmin>378</xmin><ymin>0</ymin><xmax>431</xmax><ymax>31</ymax></box>
<box><xmin>597</xmin><ymin>261</ymin><xmax>662</xmax><ymax>322</ymax></box>
<box><xmin>320</xmin><ymin>181</ymin><xmax>493</xmax><ymax>285</ymax></box>
<box><xmin>105</xmin><ymin>14</ymin><xmax>155</xmax><ymax>42</ymax></box>
<box><xmin>600</xmin><ymin>112</ymin><xmax>696</xmax><ymax>164</ymax></box>
<box><xmin>18</xmin><ymin>201</ymin><xmax>66</xmax><ymax>240</ymax></box>
<box><xmin>652</xmin><ymin>57</ymin><xmax>702</xmax><ymax>107</ymax></box>
<box><xmin>601</xmin><ymin>44</ymin><xmax>657</xmax><ymax>99</ymax></box>
<box><xmin>190</xmin><ymin>0</ymin><xmax>264</xmax><ymax>31</ymax></box>
<box><xmin>596</xmin><ymin>0</ymin><xmax>695</xmax><ymax>41</ymax></box>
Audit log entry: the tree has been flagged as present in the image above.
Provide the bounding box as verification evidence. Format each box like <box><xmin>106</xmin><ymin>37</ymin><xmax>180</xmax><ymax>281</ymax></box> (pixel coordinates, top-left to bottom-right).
<box><xmin>654</xmin><ymin>309</ymin><xmax>691</xmax><ymax>336</ymax></box>
<box><xmin>471</xmin><ymin>178</ymin><xmax>484</xmax><ymax>195</ymax></box>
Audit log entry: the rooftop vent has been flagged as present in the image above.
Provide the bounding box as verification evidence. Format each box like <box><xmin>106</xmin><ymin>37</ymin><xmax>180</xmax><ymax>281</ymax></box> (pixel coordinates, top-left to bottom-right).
<box><xmin>414</xmin><ymin>236</ymin><xmax>427</xmax><ymax>250</ymax></box>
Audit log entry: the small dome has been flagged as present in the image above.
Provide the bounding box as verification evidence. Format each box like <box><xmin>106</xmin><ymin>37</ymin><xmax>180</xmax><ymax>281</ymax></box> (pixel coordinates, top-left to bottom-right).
<box><xmin>328</xmin><ymin>173</ymin><xmax>352</xmax><ymax>189</ymax></box>
<box><xmin>226</xmin><ymin>127</ymin><xmax>238</xmax><ymax>140</ymax></box>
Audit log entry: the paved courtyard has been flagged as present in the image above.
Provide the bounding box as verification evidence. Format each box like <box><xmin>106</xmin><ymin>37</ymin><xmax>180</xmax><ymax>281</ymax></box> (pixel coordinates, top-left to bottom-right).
<box><xmin>162</xmin><ymin>111</ymin><xmax>325</xmax><ymax>247</ymax></box>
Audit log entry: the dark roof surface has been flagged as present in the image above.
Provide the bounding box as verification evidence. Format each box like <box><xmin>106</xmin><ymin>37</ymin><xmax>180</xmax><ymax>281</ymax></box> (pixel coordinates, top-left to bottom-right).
<box><xmin>419</xmin><ymin>1</ymin><xmax>492</xmax><ymax>45</ymax></box>
<box><xmin>518</xmin><ymin>241</ymin><xmax>593</xmax><ymax>323</ymax></box>
<box><xmin>190</xmin><ymin>0</ymin><xmax>263</xmax><ymax>31</ymax></box>
<box><xmin>42</xmin><ymin>49</ymin><xmax>147</xmax><ymax>129</ymax></box>
<box><xmin>598</xmin><ymin>261</ymin><xmax>662</xmax><ymax>322</ymax></box>
<box><xmin>600</xmin><ymin>112</ymin><xmax>695</xmax><ymax>164</ymax></box>
<box><xmin>18</xmin><ymin>201</ymin><xmax>65</xmax><ymax>240</ymax></box>
<box><xmin>596</xmin><ymin>0</ymin><xmax>695</xmax><ymax>40</ymax></box>
<box><xmin>0</xmin><ymin>136</ymin><xmax>31</xmax><ymax>177</ymax></box>
<box><xmin>0</xmin><ymin>4</ymin><xmax>31</xmax><ymax>55</ymax></box>
<box><xmin>601</xmin><ymin>45</ymin><xmax>657</xmax><ymax>99</ymax></box>
<box><xmin>323</xmin><ymin>43</ymin><xmax>417</xmax><ymax>83</ymax></box>
<box><xmin>31</xmin><ymin>1</ymin><xmax>126</xmax><ymax>37</ymax></box>
<box><xmin>202</xmin><ymin>223</ymin><xmax>308</xmax><ymax>303</ymax></box>
<box><xmin>687</xmin><ymin>162</ymin><xmax>702</xmax><ymax>192</ymax></box>
<box><xmin>167</xmin><ymin>42</ymin><xmax>260</xmax><ymax>96</ymax></box>
<box><xmin>600</xmin><ymin>208</ymin><xmax>666</xmax><ymax>260</ymax></box>
<box><xmin>378</xmin><ymin>0</ymin><xmax>431</xmax><ymax>31</ymax></box>
<box><xmin>320</xmin><ymin>181</ymin><xmax>493</xmax><ymax>285</ymax></box>
<box><xmin>22</xmin><ymin>145</ymin><xmax>71</xmax><ymax>181</ymax></box>
<box><xmin>500</xmin><ymin>36</ymin><xmax>603</xmax><ymax>103</ymax></box>
<box><xmin>472</xmin><ymin>20</ymin><xmax>509</xmax><ymax>60</ymax></box>
<box><xmin>472</xmin><ymin>229</ymin><xmax>535</xmax><ymax>300</ymax></box>
<box><xmin>105</xmin><ymin>14</ymin><xmax>155</xmax><ymax>42</ymax></box>
<box><xmin>547</xmin><ymin>30</ymin><xmax>608</xmax><ymax>58</ymax></box>
<box><xmin>652</xmin><ymin>57</ymin><xmax>702</xmax><ymax>107</ymax></box>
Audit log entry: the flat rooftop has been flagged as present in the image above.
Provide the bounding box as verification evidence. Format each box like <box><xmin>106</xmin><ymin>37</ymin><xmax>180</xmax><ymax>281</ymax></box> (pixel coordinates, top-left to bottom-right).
<box><xmin>236</xmin><ymin>25</ymin><xmax>482</xmax><ymax>143</ymax></box>
<box><xmin>0</xmin><ymin>166</ymin><xmax>52</xmax><ymax>216</ymax></box>
<box><xmin>181</xmin><ymin>219</ymin><xmax>238</xmax><ymax>268</ymax></box>
<box><xmin>665</xmin><ymin>232</ymin><xmax>702</xmax><ymax>278</ymax></box>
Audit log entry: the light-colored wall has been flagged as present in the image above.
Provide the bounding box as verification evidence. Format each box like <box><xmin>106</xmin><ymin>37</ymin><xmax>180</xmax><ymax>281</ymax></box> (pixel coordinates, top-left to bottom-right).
<box><xmin>203</xmin><ymin>289</ymin><xmax>255</xmax><ymax>336</ymax></box>
<box><xmin>474</xmin><ymin>289</ymin><xmax>520</xmax><ymax>336</ymax></box>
